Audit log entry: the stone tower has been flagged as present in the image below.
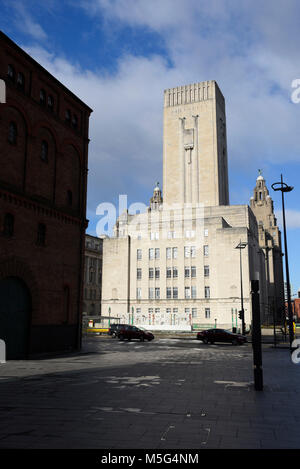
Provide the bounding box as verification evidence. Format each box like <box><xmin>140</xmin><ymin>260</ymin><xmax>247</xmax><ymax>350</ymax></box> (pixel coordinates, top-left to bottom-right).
<box><xmin>250</xmin><ymin>171</ymin><xmax>285</xmax><ymax>323</ymax></box>
<box><xmin>163</xmin><ymin>80</ymin><xmax>229</xmax><ymax>207</ymax></box>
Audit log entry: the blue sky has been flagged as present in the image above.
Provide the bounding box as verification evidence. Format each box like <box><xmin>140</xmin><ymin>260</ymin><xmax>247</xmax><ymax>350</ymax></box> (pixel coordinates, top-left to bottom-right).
<box><xmin>1</xmin><ymin>0</ymin><xmax>300</xmax><ymax>293</ymax></box>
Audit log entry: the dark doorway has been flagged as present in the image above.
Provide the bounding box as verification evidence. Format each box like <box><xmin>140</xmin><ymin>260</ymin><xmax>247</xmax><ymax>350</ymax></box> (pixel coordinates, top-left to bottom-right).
<box><xmin>0</xmin><ymin>277</ymin><xmax>31</xmax><ymax>359</ymax></box>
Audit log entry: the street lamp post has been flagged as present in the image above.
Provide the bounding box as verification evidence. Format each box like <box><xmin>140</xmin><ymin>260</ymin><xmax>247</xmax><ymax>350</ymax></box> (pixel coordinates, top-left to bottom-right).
<box><xmin>235</xmin><ymin>240</ymin><xmax>248</xmax><ymax>335</ymax></box>
<box><xmin>271</xmin><ymin>175</ymin><xmax>294</xmax><ymax>350</ymax></box>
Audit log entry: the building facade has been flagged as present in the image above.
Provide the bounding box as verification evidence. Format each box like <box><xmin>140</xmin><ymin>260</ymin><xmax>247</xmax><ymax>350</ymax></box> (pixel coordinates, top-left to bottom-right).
<box><xmin>0</xmin><ymin>32</ymin><xmax>92</xmax><ymax>358</ymax></box>
<box><xmin>250</xmin><ymin>173</ymin><xmax>285</xmax><ymax>324</ymax></box>
<box><xmin>101</xmin><ymin>81</ymin><xmax>279</xmax><ymax>331</ymax></box>
<box><xmin>83</xmin><ymin>234</ymin><xmax>103</xmax><ymax>316</ymax></box>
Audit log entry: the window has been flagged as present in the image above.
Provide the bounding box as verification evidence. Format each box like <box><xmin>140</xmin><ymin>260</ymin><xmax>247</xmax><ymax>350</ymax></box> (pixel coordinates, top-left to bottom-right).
<box><xmin>155</xmin><ymin>267</ymin><xmax>160</xmax><ymax>279</ymax></box>
<box><xmin>166</xmin><ymin>247</ymin><xmax>171</xmax><ymax>259</ymax></box>
<box><xmin>3</xmin><ymin>213</ymin><xmax>14</xmax><ymax>237</ymax></box>
<box><xmin>136</xmin><ymin>287</ymin><xmax>142</xmax><ymax>299</ymax></box>
<box><xmin>172</xmin><ymin>247</ymin><xmax>178</xmax><ymax>259</ymax></box>
<box><xmin>65</xmin><ymin>109</ymin><xmax>71</xmax><ymax>123</ymax></box>
<box><xmin>41</xmin><ymin>140</ymin><xmax>48</xmax><ymax>162</ymax></box>
<box><xmin>191</xmin><ymin>266</ymin><xmax>196</xmax><ymax>278</ymax></box>
<box><xmin>204</xmin><ymin>229</ymin><xmax>209</xmax><ymax>237</ymax></box>
<box><xmin>155</xmin><ymin>288</ymin><xmax>160</xmax><ymax>299</ymax></box>
<box><xmin>204</xmin><ymin>245</ymin><xmax>209</xmax><ymax>256</ymax></box>
<box><xmin>149</xmin><ymin>288</ymin><xmax>154</xmax><ymax>299</ymax></box>
<box><xmin>192</xmin><ymin>308</ymin><xmax>197</xmax><ymax>318</ymax></box>
<box><xmin>191</xmin><ymin>246</ymin><xmax>196</xmax><ymax>258</ymax></box>
<box><xmin>205</xmin><ymin>286</ymin><xmax>210</xmax><ymax>299</ymax></box>
<box><xmin>173</xmin><ymin>266</ymin><xmax>178</xmax><ymax>278</ymax></box>
<box><xmin>186</xmin><ymin>230</ymin><xmax>195</xmax><ymax>238</ymax></box>
<box><xmin>17</xmin><ymin>72</ymin><xmax>25</xmax><ymax>90</ymax></box>
<box><xmin>7</xmin><ymin>64</ymin><xmax>15</xmax><ymax>81</ymax></box>
<box><xmin>185</xmin><ymin>267</ymin><xmax>190</xmax><ymax>278</ymax></box>
<box><xmin>149</xmin><ymin>248</ymin><xmax>154</xmax><ymax>260</ymax></box>
<box><xmin>191</xmin><ymin>286</ymin><xmax>197</xmax><ymax>299</ymax></box>
<box><xmin>137</xmin><ymin>249</ymin><xmax>142</xmax><ymax>260</ymax></box>
<box><xmin>40</xmin><ymin>89</ymin><xmax>46</xmax><ymax>105</ymax></box>
<box><xmin>8</xmin><ymin>122</ymin><xmax>17</xmax><ymax>145</ymax></box>
<box><xmin>184</xmin><ymin>246</ymin><xmax>190</xmax><ymax>258</ymax></box>
<box><xmin>137</xmin><ymin>268</ymin><xmax>142</xmax><ymax>280</ymax></box>
<box><xmin>155</xmin><ymin>248</ymin><xmax>160</xmax><ymax>259</ymax></box>
<box><xmin>168</xmin><ymin>231</ymin><xmax>176</xmax><ymax>239</ymax></box>
<box><xmin>37</xmin><ymin>223</ymin><xmax>46</xmax><ymax>246</ymax></box>
<box><xmin>150</xmin><ymin>232</ymin><xmax>159</xmax><ymax>240</ymax></box>
<box><xmin>166</xmin><ymin>287</ymin><xmax>172</xmax><ymax>299</ymax></box>
<box><xmin>48</xmin><ymin>95</ymin><xmax>54</xmax><ymax>111</ymax></box>
<box><xmin>72</xmin><ymin>114</ymin><xmax>78</xmax><ymax>129</ymax></box>
<box><xmin>173</xmin><ymin>287</ymin><xmax>178</xmax><ymax>299</ymax></box>
<box><xmin>166</xmin><ymin>267</ymin><xmax>172</xmax><ymax>278</ymax></box>
<box><xmin>185</xmin><ymin>308</ymin><xmax>190</xmax><ymax>316</ymax></box>
<box><xmin>166</xmin><ymin>308</ymin><xmax>171</xmax><ymax>315</ymax></box>
<box><xmin>205</xmin><ymin>308</ymin><xmax>211</xmax><ymax>319</ymax></box>
<box><xmin>204</xmin><ymin>265</ymin><xmax>210</xmax><ymax>277</ymax></box>
<box><xmin>185</xmin><ymin>287</ymin><xmax>190</xmax><ymax>299</ymax></box>
<box><xmin>149</xmin><ymin>267</ymin><xmax>154</xmax><ymax>279</ymax></box>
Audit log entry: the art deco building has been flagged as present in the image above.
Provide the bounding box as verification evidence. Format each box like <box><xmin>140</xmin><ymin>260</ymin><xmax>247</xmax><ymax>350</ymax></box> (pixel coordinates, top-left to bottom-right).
<box><xmin>0</xmin><ymin>32</ymin><xmax>92</xmax><ymax>358</ymax></box>
<box><xmin>101</xmin><ymin>81</ymin><xmax>282</xmax><ymax>331</ymax></box>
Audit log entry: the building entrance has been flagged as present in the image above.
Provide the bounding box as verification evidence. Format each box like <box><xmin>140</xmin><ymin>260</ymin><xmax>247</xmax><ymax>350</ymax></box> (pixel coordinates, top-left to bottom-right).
<box><xmin>0</xmin><ymin>277</ymin><xmax>31</xmax><ymax>359</ymax></box>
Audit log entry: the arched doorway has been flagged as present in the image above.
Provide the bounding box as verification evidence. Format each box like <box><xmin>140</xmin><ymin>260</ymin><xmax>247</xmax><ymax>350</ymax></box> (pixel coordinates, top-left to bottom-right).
<box><xmin>0</xmin><ymin>277</ymin><xmax>31</xmax><ymax>359</ymax></box>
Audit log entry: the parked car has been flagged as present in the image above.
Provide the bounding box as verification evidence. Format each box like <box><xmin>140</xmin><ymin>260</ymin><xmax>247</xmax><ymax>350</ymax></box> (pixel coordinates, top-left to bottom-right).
<box><xmin>108</xmin><ymin>324</ymin><xmax>128</xmax><ymax>337</ymax></box>
<box><xmin>117</xmin><ymin>325</ymin><xmax>154</xmax><ymax>342</ymax></box>
<box><xmin>196</xmin><ymin>328</ymin><xmax>247</xmax><ymax>345</ymax></box>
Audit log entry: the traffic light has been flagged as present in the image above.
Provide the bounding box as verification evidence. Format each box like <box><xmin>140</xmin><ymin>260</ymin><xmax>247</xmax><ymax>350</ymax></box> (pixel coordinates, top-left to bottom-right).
<box><xmin>238</xmin><ymin>310</ymin><xmax>244</xmax><ymax>320</ymax></box>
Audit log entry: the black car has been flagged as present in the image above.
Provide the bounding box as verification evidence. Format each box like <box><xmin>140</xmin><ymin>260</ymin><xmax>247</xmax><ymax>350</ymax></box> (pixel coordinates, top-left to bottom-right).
<box><xmin>117</xmin><ymin>325</ymin><xmax>154</xmax><ymax>342</ymax></box>
<box><xmin>108</xmin><ymin>324</ymin><xmax>128</xmax><ymax>337</ymax></box>
<box><xmin>197</xmin><ymin>328</ymin><xmax>247</xmax><ymax>345</ymax></box>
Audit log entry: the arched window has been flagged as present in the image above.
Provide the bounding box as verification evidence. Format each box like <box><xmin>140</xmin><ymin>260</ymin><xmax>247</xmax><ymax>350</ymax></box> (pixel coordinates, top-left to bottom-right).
<box><xmin>41</xmin><ymin>140</ymin><xmax>48</xmax><ymax>162</ymax></box>
<box><xmin>47</xmin><ymin>95</ymin><xmax>54</xmax><ymax>111</ymax></box>
<box><xmin>17</xmin><ymin>72</ymin><xmax>25</xmax><ymax>90</ymax></box>
<box><xmin>8</xmin><ymin>121</ymin><xmax>17</xmax><ymax>145</ymax></box>
<box><xmin>7</xmin><ymin>64</ymin><xmax>15</xmax><ymax>81</ymax></box>
<box><xmin>3</xmin><ymin>213</ymin><xmax>14</xmax><ymax>237</ymax></box>
<box><xmin>40</xmin><ymin>89</ymin><xmax>46</xmax><ymax>105</ymax></box>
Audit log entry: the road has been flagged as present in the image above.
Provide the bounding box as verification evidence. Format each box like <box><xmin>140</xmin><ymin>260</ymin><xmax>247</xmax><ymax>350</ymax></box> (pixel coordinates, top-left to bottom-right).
<box><xmin>0</xmin><ymin>336</ymin><xmax>299</xmax><ymax>449</ymax></box>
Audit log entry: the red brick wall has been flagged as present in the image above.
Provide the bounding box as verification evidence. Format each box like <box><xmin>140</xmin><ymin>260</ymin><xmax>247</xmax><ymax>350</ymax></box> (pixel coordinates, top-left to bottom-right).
<box><xmin>0</xmin><ymin>32</ymin><xmax>92</xmax><ymax>353</ymax></box>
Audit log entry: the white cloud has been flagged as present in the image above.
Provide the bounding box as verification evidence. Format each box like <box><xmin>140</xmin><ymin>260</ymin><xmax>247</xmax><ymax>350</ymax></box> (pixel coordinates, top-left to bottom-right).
<box><xmin>12</xmin><ymin>1</ymin><xmax>47</xmax><ymax>41</ymax></box>
<box><xmin>277</xmin><ymin>209</ymin><xmax>300</xmax><ymax>230</ymax></box>
<box><xmin>22</xmin><ymin>0</ymin><xmax>300</xmax><ymax>224</ymax></box>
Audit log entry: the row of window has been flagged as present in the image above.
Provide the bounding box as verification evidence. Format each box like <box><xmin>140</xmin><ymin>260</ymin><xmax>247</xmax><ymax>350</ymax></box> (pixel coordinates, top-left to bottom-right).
<box><xmin>8</xmin><ymin>120</ymin><xmax>49</xmax><ymax>162</ymax></box>
<box><xmin>149</xmin><ymin>229</ymin><xmax>209</xmax><ymax>240</ymax></box>
<box><xmin>135</xmin><ymin>307</ymin><xmax>211</xmax><ymax>319</ymax></box>
<box><xmin>7</xmin><ymin>64</ymin><xmax>79</xmax><ymax>129</ymax></box>
<box><xmin>3</xmin><ymin>213</ymin><xmax>46</xmax><ymax>245</ymax></box>
<box><xmin>136</xmin><ymin>286</ymin><xmax>210</xmax><ymax>300</ymax></box>
<box><xmin>7</xmin><ymin>64</ymin><xmax>25</xmax><ymax>90</ymax></box>
<box><xmin>137</xmin><ymin>246</ymin><xmax>209</xmax><ymax>260</ymax></box>
<box><xmin>137</xmin><ymin>265</ymin><xmax>209</xmax><ymax>279</ymax></box>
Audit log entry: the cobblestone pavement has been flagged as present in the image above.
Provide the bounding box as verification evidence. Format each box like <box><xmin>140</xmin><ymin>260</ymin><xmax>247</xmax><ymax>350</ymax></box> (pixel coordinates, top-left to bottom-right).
<box><xmin>0</xmin><ymin>336</ymin><xmax>299</xmax><ymax>449</ymax></box>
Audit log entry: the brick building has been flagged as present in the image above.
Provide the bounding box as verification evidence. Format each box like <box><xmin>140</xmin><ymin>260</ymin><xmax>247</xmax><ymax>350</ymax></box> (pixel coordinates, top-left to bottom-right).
<box><xmin>83</xmin><ymin>234</ymin><xmax>103</xmax><ymax>317</ymax></box>
<box><xmin>0</xmin><ymin>31</ymin><xmax>92</xmax><ymax>358</ymax></box>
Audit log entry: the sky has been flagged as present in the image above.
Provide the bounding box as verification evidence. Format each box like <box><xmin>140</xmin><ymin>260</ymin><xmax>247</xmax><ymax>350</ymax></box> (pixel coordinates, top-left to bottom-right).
<box><xmin>1</xmin><ymin>0</ymin><xmax>300</xmax><ymax>293</ymax></box>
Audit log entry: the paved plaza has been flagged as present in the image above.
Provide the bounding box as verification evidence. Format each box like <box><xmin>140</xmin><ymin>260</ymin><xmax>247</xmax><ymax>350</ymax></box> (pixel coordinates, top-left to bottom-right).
<box><xmin>0</xmin><ymin>335</ymin><xmax>300</xmax><ymax>449</ymax></box>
